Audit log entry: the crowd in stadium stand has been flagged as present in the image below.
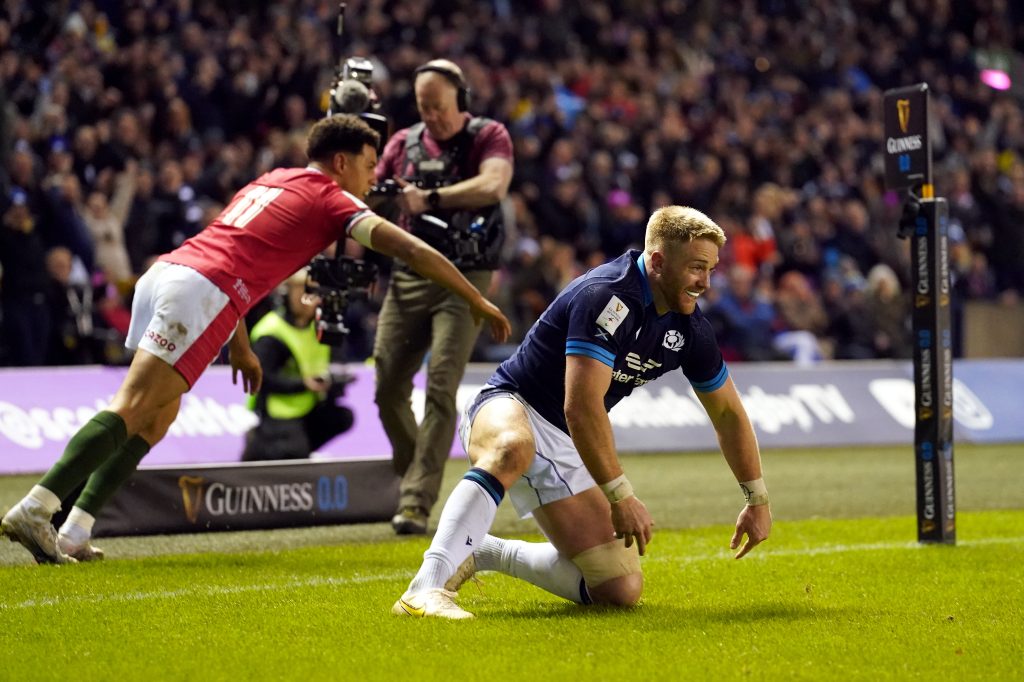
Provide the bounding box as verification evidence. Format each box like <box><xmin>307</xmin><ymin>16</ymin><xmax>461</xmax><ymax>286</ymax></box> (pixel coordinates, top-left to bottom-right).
<box><xmin>2</xmin><ymin>0</ymin><xmax>1023</xmax><ymax>368</ymax></box>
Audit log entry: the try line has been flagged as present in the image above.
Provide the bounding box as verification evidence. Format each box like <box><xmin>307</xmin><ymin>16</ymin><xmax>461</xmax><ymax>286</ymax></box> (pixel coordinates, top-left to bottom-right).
<box><xmin>2</xmin><ymin>536</ymin><xmax>1021</xmax><ymax>611</ymax></box>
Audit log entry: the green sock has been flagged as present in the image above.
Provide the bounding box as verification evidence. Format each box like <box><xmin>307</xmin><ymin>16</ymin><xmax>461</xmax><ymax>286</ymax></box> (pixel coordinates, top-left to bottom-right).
<box><xmin>75</xmin><ymin>436</ymin><xmax>152</xmax><ymax>516</ymax></box>
<box><xmin>39</xmin><ymin>411</ymin><xmax>128</xmax><ymax>500</ymax></box>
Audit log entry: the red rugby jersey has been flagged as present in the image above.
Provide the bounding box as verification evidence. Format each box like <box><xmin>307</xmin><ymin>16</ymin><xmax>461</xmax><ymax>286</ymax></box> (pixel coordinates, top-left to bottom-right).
<box><xmin>161</xmin><ymin>167</ymin><xmax>374</xmax><ymax>313</ymax></box>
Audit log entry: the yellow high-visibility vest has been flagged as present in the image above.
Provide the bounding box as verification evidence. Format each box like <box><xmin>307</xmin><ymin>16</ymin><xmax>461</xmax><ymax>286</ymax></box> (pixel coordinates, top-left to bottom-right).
<box><xmin>247</xmin><ymin>311</ymin><xmax>330</xmax><ymax>419</ymax></box>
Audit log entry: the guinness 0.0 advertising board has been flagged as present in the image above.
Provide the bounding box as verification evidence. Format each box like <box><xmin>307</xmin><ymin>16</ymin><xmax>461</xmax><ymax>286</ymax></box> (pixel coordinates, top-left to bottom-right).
<box><xmin>94</xmin><ymin>459</ymin><xmax>398</xmax><ymax>537</ymax></box>
<box><xmin>883</xmin><ymin>84</ymin><xmax>931</xmax><ymax>190</ymax></box>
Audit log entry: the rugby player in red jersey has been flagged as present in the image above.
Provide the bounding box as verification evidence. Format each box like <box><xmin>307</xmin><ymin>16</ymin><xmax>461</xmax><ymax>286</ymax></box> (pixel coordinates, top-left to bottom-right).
<box><xmin>1</xmin><ymin>114</ymin><xmax>511</xmax><ymax>564</ymax></box>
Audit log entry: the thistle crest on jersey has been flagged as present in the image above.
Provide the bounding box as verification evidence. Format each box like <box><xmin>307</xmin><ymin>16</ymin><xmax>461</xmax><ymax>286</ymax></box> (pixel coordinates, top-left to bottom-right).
<box><xmin>663</xmin><ymin>329</ymin><xmax>685</xmax><ymax>351</ymax></box>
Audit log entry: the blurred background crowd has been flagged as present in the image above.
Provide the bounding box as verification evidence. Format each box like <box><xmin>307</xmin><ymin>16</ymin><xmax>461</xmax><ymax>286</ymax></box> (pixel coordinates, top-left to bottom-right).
<box><xmin>2</xmin><ymin>0</ymin><xmax>1023</xmax><ymax>368</ymax></box>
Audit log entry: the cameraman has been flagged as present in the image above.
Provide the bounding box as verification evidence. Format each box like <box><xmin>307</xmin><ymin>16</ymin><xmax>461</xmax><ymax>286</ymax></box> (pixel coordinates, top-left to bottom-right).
<box><xmin>241</xmin><ymin>271</ymin><xmax>355</xmax><ymax>462</ymax></box>
<box><xmin>374</xmin><ymin>59</ymin><xmax>513</xmax><ymax>535</ymax></box>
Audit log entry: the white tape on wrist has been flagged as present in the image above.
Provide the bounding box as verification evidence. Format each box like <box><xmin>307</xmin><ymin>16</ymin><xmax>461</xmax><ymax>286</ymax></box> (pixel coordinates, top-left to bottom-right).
<box><xmin>599</xmin><ymin>474</ymin><xmax>635</xmax><ymax>504</ymax></box>
<box><xmin>740</xmin><ymin>478</ymin><xmax>769</xmax><ymax>506</ymax></box>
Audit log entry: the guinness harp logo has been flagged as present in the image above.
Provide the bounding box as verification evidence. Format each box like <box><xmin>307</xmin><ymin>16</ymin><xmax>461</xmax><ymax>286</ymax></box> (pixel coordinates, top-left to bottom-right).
<box><xmin>179</xmin><ymin>475</ymin><xmax>206</xmax><ymax>523</ymax></box>
<box><xmin>897</xmin><ymin>99</ymin><xmax>911</xmax><ymax>134</ymax></box>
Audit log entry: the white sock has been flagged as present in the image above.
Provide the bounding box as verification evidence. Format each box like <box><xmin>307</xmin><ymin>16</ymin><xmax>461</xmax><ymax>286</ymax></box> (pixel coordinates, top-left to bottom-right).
<box><xmin>476</xmin><ymin>535</ymin><xmax>590</xmax><ymax>604</ymax></box>
<box><xmin>26</xmin><ymin>485</ymin><xmax>61</xmax><ymax>515</ymax></box>
<box><xmin>58</xmin><ymin>507</ymin><xmax>95</xmax><ymax>543</ymax></box>
<box><xmin>407</xmin><ymin>477</ymin><xmax>500</xmax><ymax>595</ymax></box>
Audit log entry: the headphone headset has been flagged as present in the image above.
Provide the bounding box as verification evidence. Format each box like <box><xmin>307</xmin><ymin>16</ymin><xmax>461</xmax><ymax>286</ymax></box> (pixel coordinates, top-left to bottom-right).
<box><xmin>414</xmin><ymin>63</ymin><xmax>471</xmax><ymax>112</ymax></box>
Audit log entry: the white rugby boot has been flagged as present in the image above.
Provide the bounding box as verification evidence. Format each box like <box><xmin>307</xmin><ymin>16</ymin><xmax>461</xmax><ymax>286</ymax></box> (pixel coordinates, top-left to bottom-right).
<box><xmin>58</xmin><ymin>532</ymin><xmax>105</xmax><ymax>562</ymax></box>
<box><xmin>1</xmin><ymin>501</ymin><xmax>77</xmax><ymax>565</ymax></box>
<box><xmin>392</xmin><ymin>588</ymin><xmax>474</xmax><ymax>619</ymax></box>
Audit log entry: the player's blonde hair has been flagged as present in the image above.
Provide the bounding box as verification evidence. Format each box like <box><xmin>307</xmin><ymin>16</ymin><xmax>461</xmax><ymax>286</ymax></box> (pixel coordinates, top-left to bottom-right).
<box><xmin>644</xmin><ymin>206</ymin><xmax>726</xmax><ymax>254</ymax></box>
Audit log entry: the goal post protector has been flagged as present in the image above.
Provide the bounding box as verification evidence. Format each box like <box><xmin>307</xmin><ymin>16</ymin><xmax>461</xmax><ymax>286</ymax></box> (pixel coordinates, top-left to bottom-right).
<box><xmin>883</xmin><ymin>83</ymin><xmax>955</xmax><ymax>544</ymax></box>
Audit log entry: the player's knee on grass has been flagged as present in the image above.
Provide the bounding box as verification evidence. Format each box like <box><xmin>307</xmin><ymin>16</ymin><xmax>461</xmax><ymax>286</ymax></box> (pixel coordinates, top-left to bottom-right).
<box><xmin>587</xmin><ymin>573</ymin><xmax>644</xmax><ymax>607</ymax></box>
<box><xmin>572</xmin><ymin>540</ymin><xmax>643</xmax><ymax>607</ymax></box>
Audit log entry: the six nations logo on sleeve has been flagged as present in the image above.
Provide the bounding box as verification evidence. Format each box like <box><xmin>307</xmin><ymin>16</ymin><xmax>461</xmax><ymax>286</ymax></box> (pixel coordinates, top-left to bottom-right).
<box><xmin>596</xmin><ymin>295</ymin><xmax>630</xmax><ymax>335</ymax></box>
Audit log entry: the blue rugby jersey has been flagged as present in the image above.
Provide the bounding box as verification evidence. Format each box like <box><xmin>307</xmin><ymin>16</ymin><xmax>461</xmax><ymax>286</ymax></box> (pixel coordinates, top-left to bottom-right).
<box><xmin>491</xmin><ymin>249</ymin><xmax>729</xmax><ymax>433</ymax></box>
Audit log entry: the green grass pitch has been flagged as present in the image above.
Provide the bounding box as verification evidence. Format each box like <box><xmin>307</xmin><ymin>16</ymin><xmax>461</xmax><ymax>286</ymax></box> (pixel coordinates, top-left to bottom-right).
<box><xmin>1</xmin><ymin>444</ymin><xmax>1022</xmax><ymax>681</ymax></box>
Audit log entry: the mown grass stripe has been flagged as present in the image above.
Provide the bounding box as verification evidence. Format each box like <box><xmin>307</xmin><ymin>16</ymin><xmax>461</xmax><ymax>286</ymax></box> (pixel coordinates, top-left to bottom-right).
<box><xmin>4</xmin><ymin>535</ymin><xmax>1019</xmax><ymax>612</ymax></box>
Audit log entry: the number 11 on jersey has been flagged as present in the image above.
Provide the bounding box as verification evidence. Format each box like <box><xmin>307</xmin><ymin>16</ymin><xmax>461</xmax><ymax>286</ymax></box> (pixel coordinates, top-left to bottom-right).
<box><xmin>221</xmin><ymin>185</ymin><xmax>284</xmax><ymax>228</ymax></box>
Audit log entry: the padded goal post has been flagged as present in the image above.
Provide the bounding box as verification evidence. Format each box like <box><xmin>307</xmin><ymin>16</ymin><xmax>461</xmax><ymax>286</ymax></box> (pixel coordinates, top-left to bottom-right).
<box><xmin>883</xmin><ymin>83</ymin><xmax>955</xmax><ymax>544</ymax></box>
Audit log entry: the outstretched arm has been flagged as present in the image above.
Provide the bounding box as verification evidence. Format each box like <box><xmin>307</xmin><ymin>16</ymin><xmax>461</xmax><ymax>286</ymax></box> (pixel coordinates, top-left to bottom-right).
<box><xmin>358</xmin><ymin>216</ymin><xmax>511</xmax><ymax>342</ymax></box>
<box><xmin>695</xmin><ymin>376</ymin><xmax>772</xmax><ymax>559</ymax></box>
<box><xmin>564</xmin><ymin>355</ymin><xmax>654</xmax><ymax>555</ymax></box>
<box><xmin>228</xmin><ymin>319</ymin><xmax>262</xmax><ymax>395</ymax></box>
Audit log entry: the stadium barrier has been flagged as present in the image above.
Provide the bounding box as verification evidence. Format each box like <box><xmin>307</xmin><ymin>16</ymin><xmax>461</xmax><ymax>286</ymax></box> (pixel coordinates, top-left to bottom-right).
<box><xmin>3</xmin><ymin>360</ymin><xmax>1019</xmax><ymax>536</ymax></box>
<box><xmin>93</xmin><ymin>458</ymin><xmax>398</xmax><ymax>537</ymax></box>
<box><xmin>0</xmin><ymin>360</ymin><xmax>1020</xmax><ymax>477</ymax></box>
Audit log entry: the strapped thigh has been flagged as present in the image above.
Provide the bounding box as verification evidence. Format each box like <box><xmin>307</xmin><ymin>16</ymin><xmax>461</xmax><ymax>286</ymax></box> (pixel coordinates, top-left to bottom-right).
<box><xmin>571</xmin><ymin>540</ymin><xmax>641</xmax><ymax>588</ymax></box>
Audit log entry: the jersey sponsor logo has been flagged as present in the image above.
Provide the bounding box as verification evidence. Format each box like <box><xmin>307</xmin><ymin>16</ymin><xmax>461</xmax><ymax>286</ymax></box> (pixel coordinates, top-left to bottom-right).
<box><xmin>596</xmin><ymin>295</ymin><xmax>629</xmax><ymax>335</ymax></box>
<box><xmin>612</xmin><ymin>353</ymin><xmax>664</xmax><ymax>387</ymax></box>
<box><xmin>625</xmin><ymin>352</ymin><xmax>662</xmax><ymax>373</ymax></box>
<box><xmin>233</xmin><ymin>278</ymin><xmax>252</xmax><ymax>304</ymax></box>
<box><xmin>663</xmin><ymin>329</ymin><xmax>685</xmax><ymax>351</ymax></box>
<box><xmin>145</xmin><ymin>329</ymin><xmax>177</xmax><ymax>352</ymax></box>
<box><xmin>611</xmin><ymin>368</ymin><xmax>655</xmax><ymax>388</ymax></box>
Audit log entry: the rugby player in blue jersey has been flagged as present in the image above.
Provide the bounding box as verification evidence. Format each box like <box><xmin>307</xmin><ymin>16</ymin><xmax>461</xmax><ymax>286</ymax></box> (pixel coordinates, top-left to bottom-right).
<box><xmin>393</xmin><ymin>206</ymin><xmax>772</xmax><ymax>619</ymax></box>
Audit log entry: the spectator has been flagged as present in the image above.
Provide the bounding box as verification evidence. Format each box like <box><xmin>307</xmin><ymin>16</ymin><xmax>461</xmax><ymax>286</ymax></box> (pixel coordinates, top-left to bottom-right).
<box><xmin>4</xmin><ymin>0</ymin><xmax>1024</xmax><ymax>368</ymax></box>
<box><xmin>44</xmin><ymin>245</ymin><xmax>97</xmax><ymax>366</ymax></box>
<box><xmin>823</xmin><ymin>275</ymin><xmax>876</xmax><ymax>361</ymax></box>
<box><xmin>864</xmin><ymin>263</ymin><xmax>911</xmax><ymax>359</ymax></box>
<box><xmin>80</xmin><ymin>162</ymin><xmax>136</xmax><ymax>286</ymax></box>
<box><xmin>773</xmin><ymin>270</ymin><xmax>827</xmax><ymax>365</ymax></box>
<box><xmin>706</xmin><ymin>264</ymin><xmax>780</xmax><ymax>362</ymax></box>
<box><xmin>1</xmin><ymin>187</ymin><xmax>50</xmax><ymax>366</ymax></box>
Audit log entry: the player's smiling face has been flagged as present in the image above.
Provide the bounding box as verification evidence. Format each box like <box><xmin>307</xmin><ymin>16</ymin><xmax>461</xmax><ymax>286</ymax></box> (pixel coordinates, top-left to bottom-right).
<box><xmin>651</xmin><ymin>237</ymin><xmax>719</xmax><ymax>315</ymax></box>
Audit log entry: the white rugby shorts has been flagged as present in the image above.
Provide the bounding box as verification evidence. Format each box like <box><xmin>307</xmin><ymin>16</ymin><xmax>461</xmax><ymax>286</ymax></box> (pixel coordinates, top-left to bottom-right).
<box><xmin>459</xmin><ymin>386</ymin><xmax>598</xmax><ymax>517</ymax></box>
<box><xmin>126</xmin><ymin>261</ymin><xmax>240</xmax><ymax>387</ymax></box>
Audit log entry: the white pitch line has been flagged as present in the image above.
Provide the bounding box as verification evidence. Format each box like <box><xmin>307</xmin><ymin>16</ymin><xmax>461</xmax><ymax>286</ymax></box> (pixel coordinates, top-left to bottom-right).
<box><xmin>650</xmin><ymin>535</ymin><xmax>1024</xmax><ymax>565</ymax></box>
<box><xmin>2</xmin><ymin>536</ymin><xmax>1021</xmax><ymax>611</ymax></box>
<box><xmin>0</xmin><ymin>570</ymin><xmax>412</xmax><ymax>611</ymax></box>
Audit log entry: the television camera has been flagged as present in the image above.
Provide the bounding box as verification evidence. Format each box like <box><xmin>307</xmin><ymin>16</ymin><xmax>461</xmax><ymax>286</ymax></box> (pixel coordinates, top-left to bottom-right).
<box><xmin>305</xmin><ymin>254</ymin><xmax>378</xmax><ymax>347</ymax></box>
<box><xmin>305</xmin><ymin>4</ymin><xmax>389</xmax><ymax>347</ymax></box>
